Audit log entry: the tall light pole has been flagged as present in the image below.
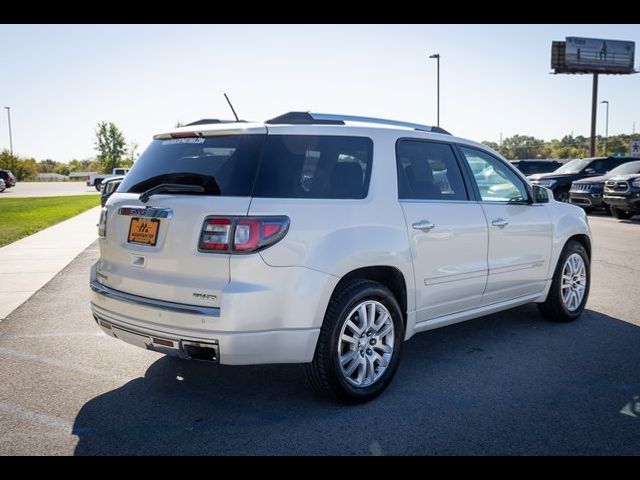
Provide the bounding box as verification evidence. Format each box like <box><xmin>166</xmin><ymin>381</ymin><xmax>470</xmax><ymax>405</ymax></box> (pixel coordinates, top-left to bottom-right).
<box><xmin>600</xmin><ymin>100</ymin><xmax>609</xmax><ymax>156</ymax></box>
<box><xmin>429</xmin><ymin>53</ymin><xmax>440</xmax><ymax>127</ymax></box>
<box><xmin>4</xmin><ymin>107</ymin><xmax>13</xmax><ymax>156</ymax></box>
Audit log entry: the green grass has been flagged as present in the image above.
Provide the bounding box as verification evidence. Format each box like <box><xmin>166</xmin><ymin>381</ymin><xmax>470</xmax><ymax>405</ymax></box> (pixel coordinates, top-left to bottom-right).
<box><xmin>0</xmin><ymin>195</ymin><xmax>100</xmax><ymax>247</ymax></box>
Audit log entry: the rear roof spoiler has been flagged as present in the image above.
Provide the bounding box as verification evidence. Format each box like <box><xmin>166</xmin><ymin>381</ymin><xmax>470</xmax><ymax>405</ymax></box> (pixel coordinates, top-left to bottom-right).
<box><xmin>184</xmin><ymin>119</ymin><xmax>246</xmax><ymax>126</ymax></box>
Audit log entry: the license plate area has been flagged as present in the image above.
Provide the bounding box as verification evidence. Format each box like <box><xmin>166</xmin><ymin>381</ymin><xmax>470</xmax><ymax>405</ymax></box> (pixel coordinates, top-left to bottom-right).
<box><xmin>128</xmin><ymin>218</ymin><xmax>160</xmax><ymax>246</ymax></box>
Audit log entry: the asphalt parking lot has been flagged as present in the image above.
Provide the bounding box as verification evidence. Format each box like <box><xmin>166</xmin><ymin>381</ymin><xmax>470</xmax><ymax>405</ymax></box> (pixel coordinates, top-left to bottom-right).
<box><xmin>0</xmin><ymin>213</ymin><xmax>639</xmax><ymax>455</ymax></box>
<box><xmin>0</xmin><ymin>182</ymin><xmax>99</xmax><ymax>198</ymax></box>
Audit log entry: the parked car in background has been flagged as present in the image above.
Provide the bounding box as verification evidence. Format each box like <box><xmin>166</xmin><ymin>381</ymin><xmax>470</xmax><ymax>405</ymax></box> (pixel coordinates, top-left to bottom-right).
<box><xmin>603</xmin><ymin>171</ymin><xmax>640</xmax><ymax>219</ymax></box>
<box><xmin>100</xmin><ymin>176</ymin><xmax>124</xmax><ymax>207</ymax></box>
<box><xmin>0</xmin><ymin>170</ymin><xmax>17</xmax><ymax>188</ymax></box>
<box><xmin>570</xmin><ymin>161</ymin><xmax>640</xmax><ymax>213</ymax></box>
<box><xmin>0</xmin><ymin>178</ymin><xmax>6</xmax><ymax>193</ymax></box>
<box><xmin>511</xmin><ymin>159</ymin><xmax>562</xmax><ymax>176</ymax></box>
<box><xmin>529</xmin><ymin>156</ymin><xmax>637</xmax><ymax>202</ymax></box>
<box><xmin>90</xmin><ymin>112</ymin><xmax>592</xmax><ymax>403</ymax></box>
<box><xmin>87</xmin><ymin>168</ymin><xmax>130</xmax><ymax>191</ymax></box>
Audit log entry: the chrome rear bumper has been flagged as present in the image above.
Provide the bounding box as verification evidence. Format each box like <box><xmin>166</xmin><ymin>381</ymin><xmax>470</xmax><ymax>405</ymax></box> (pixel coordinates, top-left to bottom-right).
<box><xmin>93</xmin><ymin>310</ymin><xmax>220</xmax><ymax>362</ymax></box>
<box><xmin>90</xmin><ymin>281</ymin><xmax>220</xmax><ymax>317</ymax></box>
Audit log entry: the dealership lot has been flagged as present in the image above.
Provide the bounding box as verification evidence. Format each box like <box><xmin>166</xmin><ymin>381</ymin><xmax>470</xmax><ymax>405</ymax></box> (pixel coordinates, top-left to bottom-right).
<box><xmin>0</xmin><ymin>213</ymin><xmax>638</xmax><ymax>455</ymax></box>
<box><xmin>0</xmin><ymin>182</ymin><xmax>99</xmax><ymax>199</ymax></box>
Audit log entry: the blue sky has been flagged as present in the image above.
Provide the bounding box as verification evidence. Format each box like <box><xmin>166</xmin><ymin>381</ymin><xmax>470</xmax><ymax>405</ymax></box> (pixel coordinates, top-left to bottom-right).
<box><xmin>1</xmin><ymin>24</ymin><xmax>639</xmax><ymax>162</ymax></box>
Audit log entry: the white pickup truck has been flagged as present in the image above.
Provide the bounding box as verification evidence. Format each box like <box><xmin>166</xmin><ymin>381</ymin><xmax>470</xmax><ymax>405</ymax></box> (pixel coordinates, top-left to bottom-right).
<box><xmin>87</xmin><ymin>168</ymin><xmax>130</xmax><ymax>190</ymax></box>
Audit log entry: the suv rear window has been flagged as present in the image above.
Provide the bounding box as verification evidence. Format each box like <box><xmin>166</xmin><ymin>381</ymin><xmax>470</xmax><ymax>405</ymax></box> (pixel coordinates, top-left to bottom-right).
<box><xmin>253</xmin><ymin>135</ymin><xmax>373</xmax><ymax>199</ymax></box>
<box><xmin>120</xmin><ymin>134</ymin><xmax>374</xmax><ymax>200</ymax></box>
<box><xmin>119</xmin><ymin>135</ymin><xmax>265</xmax><ymax>196</ymax></box>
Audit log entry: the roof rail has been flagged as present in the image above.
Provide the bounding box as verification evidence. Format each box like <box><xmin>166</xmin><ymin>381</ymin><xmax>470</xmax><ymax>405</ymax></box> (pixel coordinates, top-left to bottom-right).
<box><xmin>184</xmin><ymin>119</ymin><xmax>246</xmax><ymax>126</ymax></box>
<box><xmin>265</xmin><ymin>111</ymin><xmax>451</xmax><ymax>134</ymax></box>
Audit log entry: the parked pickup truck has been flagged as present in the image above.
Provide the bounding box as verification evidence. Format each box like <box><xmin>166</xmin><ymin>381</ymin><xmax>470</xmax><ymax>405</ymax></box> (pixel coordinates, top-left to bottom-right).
<box><xmin>87</xmin><ymin>168</ymin><xmax>130</xmax><ymax>190</ymax></box>
<box><xmin>603</xmin><ymin>173</ymin><xmax>640</xmax><ymax>219</ymax></box>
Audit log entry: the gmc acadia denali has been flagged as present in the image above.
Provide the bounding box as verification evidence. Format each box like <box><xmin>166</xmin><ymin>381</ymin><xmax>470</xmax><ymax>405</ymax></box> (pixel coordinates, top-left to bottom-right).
<box><xmin>90</xmin><ymin>112</ymin><xmax>592</xmax><ymax>402</ymax></box>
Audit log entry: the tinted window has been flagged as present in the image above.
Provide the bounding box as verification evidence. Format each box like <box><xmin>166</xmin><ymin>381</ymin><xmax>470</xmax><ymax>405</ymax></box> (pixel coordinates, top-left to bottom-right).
<box><xmin>589</xmin><ymin>159</ymin><xmax>607</xmax><ymax>173</ymax></box>
<box><xmin>556</xmin><ymin>158</ymin><xmax>590</xmax><ymax>174</ymax></box>
<box><xmin>609</xmin><ymin>161</ymin><xmax>640</xmax><ymax>175</ymax></box>
<box><xmin>396</xmin><ymin>141</ymin><xmax>468</xmax><ymax>201</ymax></box>
<box><xmin>460</xmin><ymin>147</ymin><xmax>529</xmax><ymax>203</ymax></box>
<box><xmin>119</xmin><ymin>135</ymin><xmax>266</xmax><ymax>196</ymax></box>
<box><xmin>608</xmin><ymin>158</ymin><xmax>633</xmax><ymax>170</ymax></box>
<box><xmin>253</xmin><ymin>135</ymin><xmax>373</xmax><ymax>199</ymax></box>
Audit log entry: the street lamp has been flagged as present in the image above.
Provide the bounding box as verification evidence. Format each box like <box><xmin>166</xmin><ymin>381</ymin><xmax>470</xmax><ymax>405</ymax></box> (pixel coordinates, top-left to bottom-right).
<box><xmin>429</xmin><ymin>53</ymin><xmax>440</xmax><ymax>127</ymax></box>
<box><xmin>600</xmin><ymin>100</ymin><xmax>609</xmax><ymax>155</ymax></box>
<box><xmin>4</xmin><ymin>107</ymin><xmax>13</xmax><ymax>156</ymax></box>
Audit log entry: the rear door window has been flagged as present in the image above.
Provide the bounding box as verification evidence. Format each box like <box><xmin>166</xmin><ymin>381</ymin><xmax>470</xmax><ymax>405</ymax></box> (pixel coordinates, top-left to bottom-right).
<box><xmin>396</xmin><ymin>140</ymin><xmax>468</xmax><ymax>201</ymax></box>
<box><xmin>253</xmin><ymin>135</ymin><xmax>373</xmax><ymax>199</ymax></box>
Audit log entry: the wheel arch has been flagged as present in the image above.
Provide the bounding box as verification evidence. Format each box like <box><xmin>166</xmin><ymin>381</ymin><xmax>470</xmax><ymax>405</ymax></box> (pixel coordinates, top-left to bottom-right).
<box><xmin>567</xmin><ymin>233</ymin><xmax>591</xmax><ymax>260</ymax></box>
<box><xmin>332</xmin><ymin>266</ymin><xmax>408</xmax><ymax>325</ymax></box>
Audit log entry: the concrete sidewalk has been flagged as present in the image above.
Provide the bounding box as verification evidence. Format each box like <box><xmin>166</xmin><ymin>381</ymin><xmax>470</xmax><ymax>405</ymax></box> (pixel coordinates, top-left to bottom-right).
<box><xmin>0</xmin><ymin>206</ymin><xmax>101</xmax><ymax>320</ymax></box>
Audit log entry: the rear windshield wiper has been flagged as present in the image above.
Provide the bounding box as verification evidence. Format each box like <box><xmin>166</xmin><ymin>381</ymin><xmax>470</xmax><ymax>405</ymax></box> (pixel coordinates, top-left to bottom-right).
<box><xmin>139</xmin><ymin>183</ymin><xmax>205</xmax><ymax>203</ymax></box>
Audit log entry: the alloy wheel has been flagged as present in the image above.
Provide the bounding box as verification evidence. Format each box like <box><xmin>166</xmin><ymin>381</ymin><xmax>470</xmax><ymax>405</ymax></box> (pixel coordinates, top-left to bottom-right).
<box><xmin>337</xmin><ymin>300</ymin><xmax>395</xmax><ymax>387</ymax></box>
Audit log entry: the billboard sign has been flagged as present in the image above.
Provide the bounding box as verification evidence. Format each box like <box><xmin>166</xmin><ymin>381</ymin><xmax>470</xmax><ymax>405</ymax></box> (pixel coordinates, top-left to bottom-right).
<box><xmin>565</xmin><ymin>37</ymin><xmax>635</xmax><ymax>73</ymax></box>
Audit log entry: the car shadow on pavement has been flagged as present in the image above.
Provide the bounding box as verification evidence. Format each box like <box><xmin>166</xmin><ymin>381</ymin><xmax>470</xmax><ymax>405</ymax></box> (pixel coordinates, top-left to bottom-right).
<box><xmin>72</xmin><ymin>305</ymin><xmax>640</xmax><ymax>455</ymax></box>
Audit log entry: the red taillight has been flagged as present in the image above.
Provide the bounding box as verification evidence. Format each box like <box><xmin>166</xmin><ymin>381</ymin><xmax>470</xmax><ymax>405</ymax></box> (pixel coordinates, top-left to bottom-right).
<box><xmin>199</xmin><ymin>218</ymin><xmax>232</xmax><ymax>251</ymax></box>
<box><xmin>199</xmin><ymin>216</ymin><xmax>289</xmax><ymax>253</ymax></box>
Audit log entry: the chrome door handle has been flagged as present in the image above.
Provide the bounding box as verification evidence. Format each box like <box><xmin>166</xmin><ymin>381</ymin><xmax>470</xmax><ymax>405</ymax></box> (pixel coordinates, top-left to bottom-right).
<box><xmin>491</xmin><ymin>218</ymin><xmax>509</xmax><ymax>227</ymax></box>
<box><xmin>412</xmin><ymin>220</ymin><xmax>435</xmax><ymax>231</ymax></box>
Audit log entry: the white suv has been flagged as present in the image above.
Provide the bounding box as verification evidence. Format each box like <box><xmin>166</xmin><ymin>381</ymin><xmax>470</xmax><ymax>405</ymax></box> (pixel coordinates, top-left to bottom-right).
<box><xmin>90</xmin><ymin>112</ymin><xmax>592</xmax><ymax>403</ymax></box>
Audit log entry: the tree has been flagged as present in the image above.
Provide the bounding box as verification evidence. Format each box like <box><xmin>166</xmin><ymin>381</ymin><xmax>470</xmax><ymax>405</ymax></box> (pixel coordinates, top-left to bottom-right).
<box><xmin>499</xmin><ymin>135</ymin><xmax>545</xmax><ymax>160</ymax></box>
<box><xmin>37</xmin><ymin>159</ymin><xmax>58</xmax><ymax>173</ymax></box>
<box><xmin>18</xmin><ymin>158</ymin><xmax>38</xmax><ymax>181</ymax></box>
<box><xmin>0</xmin><ymin>149</ymin><xmax>18</xmax><ymax>173</ymax></box>
<box><xmin>55</xmin><ymin>163</ymin><xmax>71</xmax><ymax>176</ymax></box>
<box><xmin>128</xmin><ymin>141</ymin><xmax>139</xmax><ymax>163</ymax></box>
<box><xmin>94</xmin><ymin>121</ymin><xmax>127</xmax><ymax>173</ymax></box>
<box><xmin>482</xmin><ymin>141</ymin><xmax>500</xmax><ymax>151</ymax></box>
<box><xmin>0</xmin><ymin>150</ymin><xmax>38</xmax><ymax>181</ymax></box>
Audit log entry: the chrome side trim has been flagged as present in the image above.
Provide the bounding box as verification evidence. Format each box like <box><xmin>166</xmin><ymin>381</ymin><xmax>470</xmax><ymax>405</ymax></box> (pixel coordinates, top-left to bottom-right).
<box><xmin>118</xmin><ymin>206</ymin><xmax>173</xmax><ymax>219</ymax></box>
<box><xmin>90</xmin><ymin>281</ymin><xmax>220</xmax><ymax>317</ymax></box>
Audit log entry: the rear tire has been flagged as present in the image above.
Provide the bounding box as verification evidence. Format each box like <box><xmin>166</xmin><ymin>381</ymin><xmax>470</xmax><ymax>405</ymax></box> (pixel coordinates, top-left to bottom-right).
<box><xmin>537</xmin><ymin>240</ymin><xmax>590</xmax><ymax>322</ymax></box>
<box><xmin>94</xmin><ymin>180</ymin><xmax>102</xmax><ymax>191</ymax></box>
<box><xmin>305</xmin><ymin>279</ymin><xmax>404</xmax><ymax>404</ymax></box>
<box><xmin>610</xmin><ymin>207</ymin><xmax>634</xmax><ymax>220</ymax></box>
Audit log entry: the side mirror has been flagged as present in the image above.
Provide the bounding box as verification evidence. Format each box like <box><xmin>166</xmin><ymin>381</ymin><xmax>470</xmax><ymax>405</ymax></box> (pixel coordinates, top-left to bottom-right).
<box><xmin>584</xmin><ymin>168</ymin><xmax>596</xmax><ymax>174</ymax></box>
<box><xmin>533</xmin><ymin>185</ymin><xmax>550</xmax><ymax>203</ymax></box>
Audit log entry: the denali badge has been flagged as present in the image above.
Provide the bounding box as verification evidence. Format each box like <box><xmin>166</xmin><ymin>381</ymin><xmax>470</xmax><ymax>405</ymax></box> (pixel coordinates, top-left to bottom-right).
<box><xmin>192</xmin><ymin>293</ymin><xmax>217</xmax><ymax>301</ymax></box>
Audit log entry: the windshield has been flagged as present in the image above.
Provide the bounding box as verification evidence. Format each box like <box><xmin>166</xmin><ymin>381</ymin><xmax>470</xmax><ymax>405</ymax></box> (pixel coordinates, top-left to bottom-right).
<box><xmin>555</xmin><ymin>159</ymin><xmax>590</xmax><ymax>174</ymax></box>
<box><xmin>609</xmin><ymin>161</ymin><xmax>640</xmax><ymax>176</ymax></box>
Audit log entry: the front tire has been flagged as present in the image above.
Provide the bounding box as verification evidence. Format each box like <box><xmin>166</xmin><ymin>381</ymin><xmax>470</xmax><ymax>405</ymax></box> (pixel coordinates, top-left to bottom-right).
<box><xmin>610</xmin><ymin>207</ymin><xmax>634</xmax><ymax>220</ymax></box>
<box><xmin>537</xmin><ymin>240</ymin><xmax>590</xmax><ymax>322</ymax></box>
<box><xmin>305</xmin><ymin>279</ymin><xmax>404</xmax><ymax>403</ymax></box>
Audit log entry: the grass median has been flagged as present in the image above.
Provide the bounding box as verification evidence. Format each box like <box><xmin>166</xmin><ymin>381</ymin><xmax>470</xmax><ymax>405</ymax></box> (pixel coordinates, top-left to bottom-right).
<box><xmin>0</xmin><ymin>195</ymin><xmax>100</xmax><ymax>248</ymax></box>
